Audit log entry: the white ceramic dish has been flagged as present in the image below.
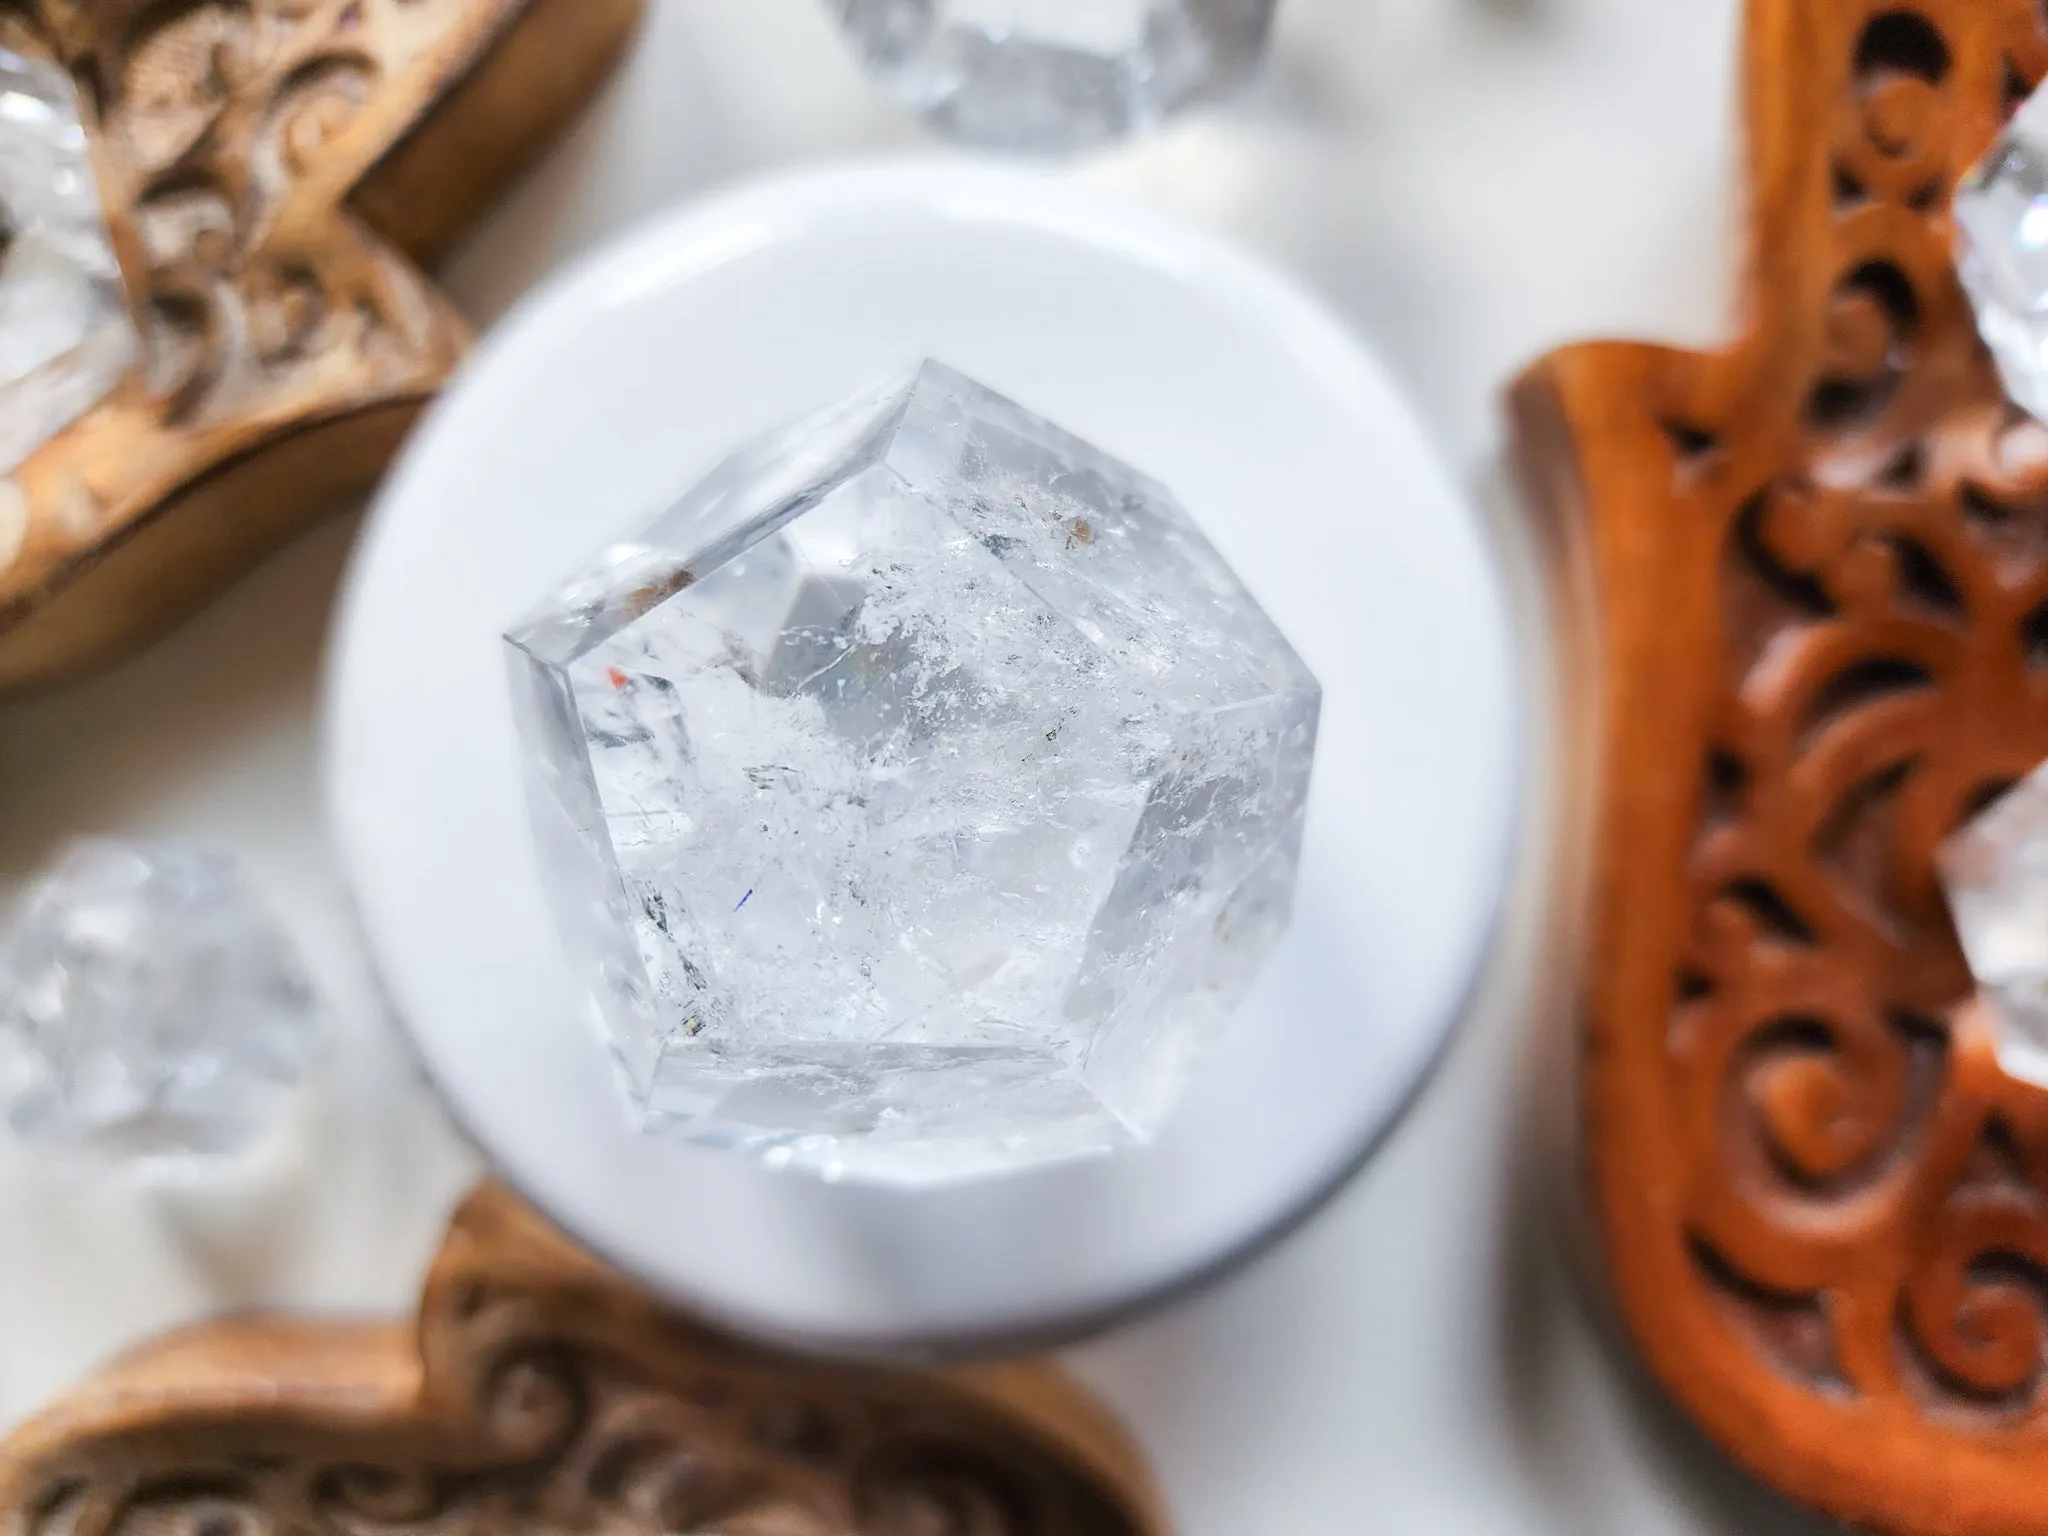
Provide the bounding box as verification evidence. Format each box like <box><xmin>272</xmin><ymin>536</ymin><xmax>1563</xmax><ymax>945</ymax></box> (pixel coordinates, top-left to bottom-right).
<box><xmin>325</xmin><ymin>160</ymin><xmax>1519</xmax><ymax>1354</ymax></box>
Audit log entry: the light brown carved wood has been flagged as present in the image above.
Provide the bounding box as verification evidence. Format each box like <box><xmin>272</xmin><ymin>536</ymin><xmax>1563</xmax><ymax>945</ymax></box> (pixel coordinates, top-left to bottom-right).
<box><xmin>0</xmin><ymin>1183</ymin><xmax>1168</xmax><ymax>1536</ymax></box>
<box><xmin>0</xmin><ymin>0</ymin><xmax>642</xmax><ymax>692</ymax></box>
<box><xmin>1510</xmin><ymin>0</ymin><xmax>2048</xmax><ymax>1530</ymax></box>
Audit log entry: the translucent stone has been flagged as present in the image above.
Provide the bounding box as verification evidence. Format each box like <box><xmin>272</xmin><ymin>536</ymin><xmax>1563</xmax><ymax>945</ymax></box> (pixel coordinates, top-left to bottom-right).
<box><xmin>0</xmin><ymin>45</ymin><xmax>136</xmax><ymax>474</ymax></box>
<box><xmin>1939</xmin><ymin>766</ymin><xmax>2048</xmax><ymax>1087</ymax></box>
<box><xmin>0</xmin><ymin>840</ymin><xmax>319</xmax><ymax>1161</ymax></box>
<box><xmin>826</xmin><ymin>0</ymin><xmax>1276</xmax><ymax>151</ymax></box>
<box><xmin>506</xmin><ymin>361</ymin><xmax>1319</xmax><ymax>1183</ymax></box>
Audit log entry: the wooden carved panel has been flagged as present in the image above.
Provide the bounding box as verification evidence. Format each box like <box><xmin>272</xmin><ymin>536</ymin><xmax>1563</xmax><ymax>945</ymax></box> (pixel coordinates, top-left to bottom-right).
<box><xmin>1510</xmin><ymin>0</ymin><xmax>2048</xmax><ymax>1529</ymax></box>
<box><xmin>0</xmin><ymin>0</ymin><xmax>642</xmax><ymax>690</ymax></box>
<box><xmin>0</xmin><ymin>1184</ymin><xmax>1167</xmax><ymax>1536</ymax></box>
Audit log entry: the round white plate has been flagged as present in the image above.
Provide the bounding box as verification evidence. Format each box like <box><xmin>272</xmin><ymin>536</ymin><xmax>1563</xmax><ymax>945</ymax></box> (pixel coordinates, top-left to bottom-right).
<box><xmin>326</xmin><ymin>161</ymin><xmax>1519</xmax><ymax>1355</ymax></box>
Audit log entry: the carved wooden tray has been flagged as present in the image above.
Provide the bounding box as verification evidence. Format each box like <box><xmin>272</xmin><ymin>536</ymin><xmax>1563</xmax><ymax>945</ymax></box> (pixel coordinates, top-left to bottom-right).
<box><xmin>0</xmin><ymin>1184</ymin><xmax>1166</xmax><ymax>1536</ymax></box>
<box><xmin>0</xmin><ymin>0</ymin><xmax>641</xmax><ymax>691</ymax></box>
<box><xmin>1510</xmin><ymin>0</ymin><xmax>2048</xmax><ymax>1529</ymax></box>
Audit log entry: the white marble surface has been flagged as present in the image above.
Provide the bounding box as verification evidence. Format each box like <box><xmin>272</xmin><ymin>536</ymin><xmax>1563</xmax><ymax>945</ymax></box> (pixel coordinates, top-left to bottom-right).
<box><xmin>0</xmin><ymin>0</ymin><xmax>1834</xmax><ymax>1530</ymax></box>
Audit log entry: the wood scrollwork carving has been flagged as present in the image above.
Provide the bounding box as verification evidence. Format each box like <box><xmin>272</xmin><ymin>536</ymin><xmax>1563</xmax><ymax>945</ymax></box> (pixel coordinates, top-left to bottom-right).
<box><xmin>0</xmin><ymin>1184</ymin><xmax>1166</xmax><ymax>1536</ymax></box>
<box><xmin>1511</xmin><ymin>0</ymin><xmax>2048</xmax><ymax>1528</ymax></box>
<box><xmin>0</xmin><ymin>0</ymin><xmax>642</xmax><ymax>691</ymax></box>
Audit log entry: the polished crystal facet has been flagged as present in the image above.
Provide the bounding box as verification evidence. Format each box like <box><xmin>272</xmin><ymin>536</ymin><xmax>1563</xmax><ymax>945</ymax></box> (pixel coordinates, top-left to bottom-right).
<box><xmin>507</xmin><ymin>361</ymin><xmax>1318</xmax><ymax>1183</ymax></box>
<box><xmin>0</xmin><ymin>840</ymin><xmax>319</xmax><ymax>1160</ymax></box>
<box><xmin>827</xmin><ymin>0</ymin><xmax>1276</xmax><ymax>151</ymax></box>
<box><xmin>0</xmin><ymin>45</ymin><xmax>136</xmax><ymax>473</ymax></box>
<box><xmin>1939</xmin><ymin>766</ymin><xmax>2048</xmax><ymax>1086</ymax></box>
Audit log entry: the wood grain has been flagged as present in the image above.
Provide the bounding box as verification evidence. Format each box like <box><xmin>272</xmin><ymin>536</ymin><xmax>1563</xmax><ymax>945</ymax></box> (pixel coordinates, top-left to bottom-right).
<box><xmin>1511</xmin><ymin>0</ymin><xmax>2048</xmax><ymax>1529</ymax></box>
<box><xmin>0</xmin><ymin>0</ymin><xmax>642</xmax><ymax>692</ymax></box>
<box><xmin>0</xmin><ymin>1183</ymin><xmax>1169</xmax><ymax>1536</ymax></box>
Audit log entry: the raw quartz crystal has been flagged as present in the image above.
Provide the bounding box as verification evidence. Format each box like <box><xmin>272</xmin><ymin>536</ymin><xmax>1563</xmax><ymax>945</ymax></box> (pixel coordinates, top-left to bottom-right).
<box><xmin>0</xmin><ymin>45</ymin><xmax>136</xmax><ymax>473</ymax></box>
<box><xmin>0</xmin><ymin>839</ymin><xmax>319</xmax><ymax>1161</ymax></box>
<box><xmin>507</xmin><ymin>361</ymin><xmax>1319</xmax><ymax>1184</ymax></box>
<box><xmin>826</xmin><ymin>0</ymin><xmax>1275</xmax><ymax>151</ymax></box>
<box><xmin>1940</xmin><ymin>764</ymin><xmax>2048</xmax><ymax>1087</ymax></box>
<box><xmin>1958</xmin><ymin>76</ymin><xmax>2048</xmax><ymax>424</ymax></box>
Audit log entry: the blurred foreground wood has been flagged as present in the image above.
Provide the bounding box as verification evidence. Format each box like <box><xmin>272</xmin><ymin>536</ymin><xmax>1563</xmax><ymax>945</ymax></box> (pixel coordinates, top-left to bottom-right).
<box><xmin>0</xmin><ymin>1182</ymin><xmax>1167</xmax><ymax>1536</ymax></box>
<box><xmin>0</xmin><ymin>0</ymin><xmax>642</xmax><ymax>690</ymax></box>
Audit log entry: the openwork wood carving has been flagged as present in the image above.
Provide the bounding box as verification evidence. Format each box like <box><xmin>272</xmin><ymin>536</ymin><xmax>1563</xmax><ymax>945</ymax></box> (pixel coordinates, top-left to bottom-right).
<box><xmin>0</xmin><ymin>0</ymin><xmax>641</xmax><ymax>690</ymax></box>
<box><xmin>1510</xmin><ymin>0</ymin><xmax>2048</xmax><ymax>1528</ymax></box>
<box><xmin>0</xmin><ymin>1185</ymin><xmax>1166</xmax><ymax>1536</ymax></box>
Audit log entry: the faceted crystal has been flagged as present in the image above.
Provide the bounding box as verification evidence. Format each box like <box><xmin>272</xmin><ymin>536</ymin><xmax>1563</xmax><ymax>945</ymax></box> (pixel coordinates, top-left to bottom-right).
<box><xmin>827</xmin><ymin>0</ymin><xmax>1275</xmax><ymax>151</ymax></box>
<box><xmin>0</xmin><ymin>45</ymin><xmax>136</xmax><ymax>473</ymax></box>
<box><xmin>0</xmin><ymin>839</ymin><xmax>319</xmax><ymax>1160</ymax></box>
<box><xmin>506</xmin><ymin>361</ymin><xmax>1318</xmax><ymax>1184</ymax></box>
<box><xmin>1939</xmin><ymin>765</ymin><xmax>2048</xmax><ymax>1087</ymax></box>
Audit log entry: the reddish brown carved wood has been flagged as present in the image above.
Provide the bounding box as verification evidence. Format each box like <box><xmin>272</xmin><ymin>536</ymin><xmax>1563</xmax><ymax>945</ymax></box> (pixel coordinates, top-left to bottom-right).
<box><xmin>0</xmin><ymin>1184</ymin><xmax>1167</xmax><ymax>1536</ymax></box>
<box><xmin>1511</xmin><ymin>0</ymin><xmax>2048</xmax><ymax>1529</ymax></box>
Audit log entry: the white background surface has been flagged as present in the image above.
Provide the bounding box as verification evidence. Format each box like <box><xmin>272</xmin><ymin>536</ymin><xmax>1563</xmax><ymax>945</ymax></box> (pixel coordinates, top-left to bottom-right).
<box><xmin>0</xmin><ymin>1</ymin><xmax>1833</xmax><ymax>1531</ymax></box>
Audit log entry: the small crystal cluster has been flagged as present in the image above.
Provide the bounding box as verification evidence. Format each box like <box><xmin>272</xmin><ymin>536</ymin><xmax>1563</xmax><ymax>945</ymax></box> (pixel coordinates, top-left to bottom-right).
<box><xmin>826</xmin><ymin>0</ymin><xmax>1276</xmax><ymax>151</ymax></box>
<box><xmin>1941</xmin><ymin>768</ymin><xmax>2048</xmax><ymax>1086</ymax></box>
<box><xmin>507</xmin><ymin>361</ymin><xmax>1318</xmax><ymax>1183</ymax></box>
<box><xmin>0</xmin><ymin>840</ymin><xmax>320</xmax><ymax>1161</ymax></box>
<box><xmin>0</xmin><ymin>45</ymin><xmax>135</xmax><ymax>474</ymax></box>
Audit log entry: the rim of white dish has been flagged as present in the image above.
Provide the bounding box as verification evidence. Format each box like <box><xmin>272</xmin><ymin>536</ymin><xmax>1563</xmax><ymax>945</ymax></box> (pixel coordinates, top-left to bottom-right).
<box><xmin>325</xmin><ymin>158</ymin><xmax>1522</xmax><ymax>1356</ymax></box>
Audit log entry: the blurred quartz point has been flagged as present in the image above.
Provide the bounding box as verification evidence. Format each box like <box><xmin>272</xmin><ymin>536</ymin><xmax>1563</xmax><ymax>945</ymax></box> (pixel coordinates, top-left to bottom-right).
<box><xmin>827</xmin><ymin>0</ymin><xmax>1276</xmax><ymax>152</ymax></box>
<box><xmin>0</xmin><ymin>45</ymin><xmax>136</xmax><ymax>473</ymax></box>
<box><xmin>506</xmin><ymin>360</ymin><xmax>1319</xmax><ymax>1184</ymax></box>
<box><xmin>1939</xmin><ymin>766</ymin><xmax>2048</xmax><ymax>1087</ymax></box>
<box><xmin>0</xmin><ymin>840</ymin><xmax>319</xmax><ymax>1161</ymax></box>
<box><xmin>1956</xmin><ymin>78</ymin><xmax>2048</xmax><ymax>424</ymax></box>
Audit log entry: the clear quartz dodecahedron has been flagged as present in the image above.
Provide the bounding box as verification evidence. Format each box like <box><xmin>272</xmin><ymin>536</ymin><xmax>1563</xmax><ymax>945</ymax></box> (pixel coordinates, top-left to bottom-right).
<box><xmin>0</xmin><ymin>839</ymin><xmax>319</xmax><ymax>1161</ymax></box>
<box><xmin>0</xmin><ymin>45</ymin><xmax>136</xmax><ymax>473</ymax></box>
<box><xmin>827</xmin><ymin>0</ymin><xmax>1275</xmax><ymax>151</ymax></box>
<box><xmin>1939</xmin><ymin>765</ymin><xmax>2048</xmax><ymax>1087</ymax></box>
<box><xmin>507</xmin><ymin>361</ymin><xmax>1319</xmax><ymax>1184</ymax></box>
